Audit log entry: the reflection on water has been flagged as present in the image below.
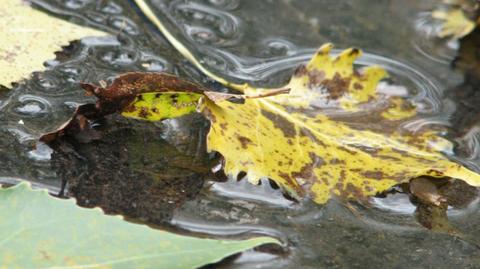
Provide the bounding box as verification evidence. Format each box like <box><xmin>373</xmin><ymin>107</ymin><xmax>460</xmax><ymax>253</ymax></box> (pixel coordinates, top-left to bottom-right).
<box><xmin>1</xmin><ymin>0</ymin><xmax>480</xmax><ymax>268</ymax></box>
<box><xmin>413</xmin><ymin>11</ymin><xmax>459</xmax><ymax>65</ymax></box>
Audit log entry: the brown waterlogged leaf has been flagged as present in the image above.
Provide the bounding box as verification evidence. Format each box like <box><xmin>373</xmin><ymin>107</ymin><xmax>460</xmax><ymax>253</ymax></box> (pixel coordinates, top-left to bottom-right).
<box><xmin>409</xmin><ymin>177</ymin><xmax>447</xmax><ymax>207</ymax></box>
<box><xmin>42</xmin><ymin>44</ymin><xmax>480</xmax><ymax>205</ymax></box>
<box><xmin>410</xmin><ymin>178</ymin><xmax>477</xmax><ymax>234</ymax></box>
<box><xmin>0</xmin><ymin>0</ymin><xmax>107</xmax><ymax>87</ymax></box>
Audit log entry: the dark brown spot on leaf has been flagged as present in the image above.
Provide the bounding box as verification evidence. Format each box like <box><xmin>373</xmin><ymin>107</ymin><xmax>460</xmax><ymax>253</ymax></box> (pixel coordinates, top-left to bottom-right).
<box><xmin>348</xmin><ymin>48</ymin><xmax>360</xmax><ymax>57</ymax></box>
<box><xmin>362</xmin><ymin>171</ymin><xmax>385</xmax><ymax>180</ymax></box>
<box><xmin>139</xmin><ymin>107</ymin><xmax>151</xmax><ymax>118</ymax></box>
<box><xmin>308</xmin><ymin>69</ymin><xmax>326</xmax><ymax>86</ymax></box>
<box><xmin>202</xmin><ymin>107</ymin><xmax>216</xmax><ymax>123</ymax></box>
<box><xmin>329</xmin><ymin>158</ymin><xmax>346</xmax><ymax>165</ymax></box>
<box><xmin>345</xmin><ymin>183</ymin><xmax>365</xmax><ymax>200</ymax></box>
<box><xmin>353</xmin><ymin>82</ymin><xmax>363</xmax><ymax>90</ymax></box>
<box><xmin>292</xmin><ymin>152</ymin><xmax>324</xmax><ymax>183</ymax></box>
<box><xmin>294</xmin><ymin>64</ymin><xmax>308</xmax><ymax>77</ymax></box>
<box><xmin>337</xmin><ymin>146</ymin><xmax>357</xmax><ymax>155</ymax></box>
<box><xmin>278</xmin><ymin>172</ymin><xmax>304</xmax><ymax>196</ymax></box>
<box><xmin>299</xmin><ymin>127</ymin><xmax>326</xmax><ymax>147</ymax></box>
<box><xmin>261</xmin><ymin>109</ymin><xmax>296</xmax><ymax>138</ymax></box>
<box><xmin>237</xmin><ymin>135</ymin><xmax>253</xmax><ymax>149</ymax></box>
<box><xmin>321</xmin><ymin>73</ymin><xmax>351</xmax><ymax>100</ymax></box>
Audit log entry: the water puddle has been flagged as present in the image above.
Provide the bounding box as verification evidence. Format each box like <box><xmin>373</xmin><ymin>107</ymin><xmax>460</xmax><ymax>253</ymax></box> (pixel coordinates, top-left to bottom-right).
<box><xmin>1</xmin><ymin>0</ymin><xmax>480</xmax><ymax>268</ymax></box>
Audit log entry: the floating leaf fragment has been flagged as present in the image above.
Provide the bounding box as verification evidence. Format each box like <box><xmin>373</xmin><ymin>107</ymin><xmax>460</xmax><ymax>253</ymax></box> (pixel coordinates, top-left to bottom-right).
<box><xmin>409</xmin><ymin>177</ymin><xmax>447</xmax><ymax>207</ymax></box>
<box><xmin>409</xmin><ymin>178</ymin><xmax>478</xmax><ymax>234</ymax></box>
<box><xmin>432</xmin><ymin>9</ymin><xmax>476</xmax><ymax>39</ymax></box>
<box><xmin>0</xmin><ymin>0</ymin><xmax>107</xmax><ymax>87</ymax></box>
<box><xmin>0</xmin><ymin>182</ymin><xmax>280</xmax><ymax>268</ymax></box>
<box><xmin>431</xmin><ymin>0</ymin><xmax>479</xmax><ymax>40</ymax></box>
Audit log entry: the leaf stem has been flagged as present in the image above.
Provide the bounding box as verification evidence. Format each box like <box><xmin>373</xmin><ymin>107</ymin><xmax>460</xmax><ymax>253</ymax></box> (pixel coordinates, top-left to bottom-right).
<box><xmin>133</xmin><ymin>0</ymin><xmax>247</xmax><ymax>92</ymax></box>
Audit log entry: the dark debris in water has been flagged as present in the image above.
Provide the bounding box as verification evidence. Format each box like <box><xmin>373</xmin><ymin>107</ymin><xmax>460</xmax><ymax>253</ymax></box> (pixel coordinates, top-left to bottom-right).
<box><xmin>449</xmin><ymin>27</ymin><xmax>480</xmax><ymax>138</ymax></box>
<box><xmin>407</xmin><ymin>177</ymin><xmax>478</xmax><ymax>234</ymax></box>
<box><xmin>48</xmin><ymin>112</ymin><xmax>217</xmax><ymax>225</ymax></box>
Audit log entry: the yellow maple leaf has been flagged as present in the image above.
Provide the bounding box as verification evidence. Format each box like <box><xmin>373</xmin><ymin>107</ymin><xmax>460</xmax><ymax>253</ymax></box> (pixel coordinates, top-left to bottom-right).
<box><xmin>0</xmin><ymin>0</ymin><xmax>106</xmax><ymax>87</ymax></box>
<box><xmin>197</xmin><ymin>45</ymin><xmax>480</xmax><ymax>203</ymax></box>
<box><xmin>96</xmin><ymin>44</ymin><xmax>480</xmax><ymax>204</ymax></box>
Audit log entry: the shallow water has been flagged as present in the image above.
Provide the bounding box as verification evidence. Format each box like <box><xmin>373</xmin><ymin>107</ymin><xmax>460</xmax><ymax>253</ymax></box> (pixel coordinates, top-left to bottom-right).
<box><xmin>1</xmin><ymin>0</ymin><xmax>480</xmax><ymax>268</ymax></box>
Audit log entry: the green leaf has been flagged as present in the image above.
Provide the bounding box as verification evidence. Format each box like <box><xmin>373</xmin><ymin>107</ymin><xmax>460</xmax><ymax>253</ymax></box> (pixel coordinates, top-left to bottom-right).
<box><xmin>0</xmin><ymin>182</ymin><xmax>280</xmax><ymax>268</ymax></box>
<box><xmin>122</xmin><ymin>92</ymin><xmax>203</xmax><ymax>121</ymax></box>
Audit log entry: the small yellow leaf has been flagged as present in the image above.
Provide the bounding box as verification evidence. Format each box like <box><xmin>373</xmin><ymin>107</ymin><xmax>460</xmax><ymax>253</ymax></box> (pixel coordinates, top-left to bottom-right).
<box><xmin>122</xmin><ymin>92</ymin><xmax>202</xmax><ymax>121</ymax></box>
<box><xmin>0</xmin><ymin>0</ymin><xmax>107</xmax><ymax>87</ymax></box>
<box><xmin>432</xmin><ymin>9</ymin><xmax>476</xmax><ymax>39</ymax></box>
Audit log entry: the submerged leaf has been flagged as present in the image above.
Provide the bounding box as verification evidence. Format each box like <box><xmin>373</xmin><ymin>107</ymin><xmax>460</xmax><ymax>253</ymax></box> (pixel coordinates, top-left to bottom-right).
<box><xmin>0</xmin><ymin>182</ymin><xmax>280</xmax><ymax>268</ymax></box>
<box><xmin>0</xmin><ymin>0</ymin><xmax>106</xmax><ymax>87</ymax></box>
<box><xmin>409</xmin><ymin>177</ymin><xmax>447</xmax><ymax>206</ymax></box>
<box><xmin>415</xmin><ymin>203</ymin><xmax>458</xmax><ymax>235</ymax></box>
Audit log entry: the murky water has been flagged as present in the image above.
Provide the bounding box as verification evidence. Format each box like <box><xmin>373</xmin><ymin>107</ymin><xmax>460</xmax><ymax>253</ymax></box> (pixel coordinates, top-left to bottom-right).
<box><xmin>1</xmin><ymin>0</ymin><xmax>480</xmax><ymax>268</ymax></box>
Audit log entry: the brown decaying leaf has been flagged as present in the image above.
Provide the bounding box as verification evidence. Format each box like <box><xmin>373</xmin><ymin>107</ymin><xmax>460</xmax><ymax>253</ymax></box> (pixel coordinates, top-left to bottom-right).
<box><xmin>40</xmin><ymin>72</ymin><xmax>287</xmax><ymax>143</ymax></box>
<box><xmin>40</xmin><ymin>104</ymin><xmax>100</xmax><ymax>144</ymax></box>
<box><xmin>40</xmin><ymin>72</ymin><xmax>208</xmax><ymax>143</ymax></box>
<box><xmin>409</xmin><ymin>177</ymin><xmax>447</xmax><ymax>206</ymax></box>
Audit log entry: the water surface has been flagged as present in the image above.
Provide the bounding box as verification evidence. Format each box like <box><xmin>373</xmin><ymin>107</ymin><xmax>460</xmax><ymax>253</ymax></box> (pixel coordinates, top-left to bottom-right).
<box><xmin>1</xmin><ymin>0</ymin><xmax>480</xmax><ymax>268</ymax></box>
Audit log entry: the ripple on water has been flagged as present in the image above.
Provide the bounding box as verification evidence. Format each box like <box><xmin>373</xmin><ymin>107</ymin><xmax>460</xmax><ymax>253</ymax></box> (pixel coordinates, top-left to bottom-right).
<box><xmin>210</xmin><ymin>178</ymin><xmax>295</xmax><ymax>208</ymax></box>
<box><xmin>412</xmin><ymin>11</ymin><xmax>458</xmax><ymax>65</ymax></box>
<box><xmin>56</xmin><ymin>0</ymin><xmax>93</xmax><ymax>10</ymax></box>
<box><xmin>11</xmin><ymin>94</ymin><xmax>51</xmax><ymax>118</ymax></box>
<box><xmin>94</xmin><ymin>47</ymin><xmax>139</xmax><ymax>68</ymax></box>
<box><xmin>107</xmin><ymin>16</ymin><xmax>140</xmax><ymax>35</ymax></box>
<box><xmin>260</xmin><ymin>38</ymin><xmax>298</xmax><ymax>57</ymax></box>
<box><xmin>28</xmin><ymin>142</ymin><xmax>54</xmax><ymax>161</ymax></box>
<box><xmin>170</xmin><ymin>0</ymin><xmax>242</xmax><ymax>46</ymax></box>
<box><xmin>454</xmin><ymin>126</ymin><xmax>480</xmax><ymax>172</ymax></box>
<box><xmin>100</xmin><ymin>1</ymin><xmax>123</xmax><ymax>14</ymax></box>
<box><xmin>84</xmin><ymin>10</ymin><xmax>108</xmax><ymax>24</ymax></box>
<box><xmin>205</xmin><ymin>0</ymin><xmax>240</xmax><ymax>11</ymax></box>
<box><xmin>196</xmin><ymin>45</ymin><xmax>449</xmax><ymax>129</ymax></box>
<box><xmin>140</xmin><ymin>55</ymin><xmax>173</xmax><ymax>72</ymax></box>
<box><xmin>55</xmin><ymin>62</ymin><xmax>92</xmax><ymax>83</ymax></box>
